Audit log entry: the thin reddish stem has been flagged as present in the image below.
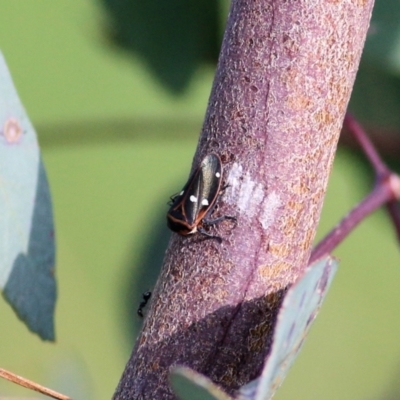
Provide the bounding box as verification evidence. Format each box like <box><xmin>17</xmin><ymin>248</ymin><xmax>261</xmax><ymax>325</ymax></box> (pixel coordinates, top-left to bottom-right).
<box><xmin>386</xmin><ymin>173</ymin><xmax>400</xmax><ymax>242</ymax></box>
<box><xmin>310</xmin><ymin>181</ymin><xmax>395</xmax><ymax>263</ymax></box>
<box><xmin>344</xmin><ymin>113</ymin><xmax>389</xmax><ymax>177</ymax></box>
<box><xmin>387</xmin><ymin>201</ymin><xmax>400</xmax><ymax>242</ymax></box>
<box><xmin>312</xmin><ymin>115</ymin><xmax>400</xmax><ymax>262</ymax></box>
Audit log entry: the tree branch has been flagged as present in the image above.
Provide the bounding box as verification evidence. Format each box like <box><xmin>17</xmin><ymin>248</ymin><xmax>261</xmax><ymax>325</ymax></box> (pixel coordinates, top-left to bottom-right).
<box><xmin>114</xmin><ymin>1</ymin><xmax>375</xmax><ymax>398</ymax></box>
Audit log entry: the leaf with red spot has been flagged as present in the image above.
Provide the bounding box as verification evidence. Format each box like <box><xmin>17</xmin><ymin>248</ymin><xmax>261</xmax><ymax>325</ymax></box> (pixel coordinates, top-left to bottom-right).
<box><xmin>0</xmin><ymin>52</ymin><xmax>56</xmax><ymax>341</ymax></box>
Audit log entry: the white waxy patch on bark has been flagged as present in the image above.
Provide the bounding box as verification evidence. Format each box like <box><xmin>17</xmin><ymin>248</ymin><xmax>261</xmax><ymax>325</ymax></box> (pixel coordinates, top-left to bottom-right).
<box><xmin>247</xmin><ymin>183</ymin><xmax>265</xmax><ymax>218</ymax></box>
<box><xmin>224</xmin><ymin>162</ymin><xmax>243</xmax><ymax>204</ymax></box>
<box><xmin>223</xmin><ymin>162</ymin><xmax>281</xmax><ymax>228</ymax></box>
<box><xmin>260</xmin><ymin>191</ymin><xmax>281</xmax><ymax>229</ymax></box>
<box><xmin>237</xmin><ymin>173</ymin><xmax>255</xmax><ymax>212</ymax></box>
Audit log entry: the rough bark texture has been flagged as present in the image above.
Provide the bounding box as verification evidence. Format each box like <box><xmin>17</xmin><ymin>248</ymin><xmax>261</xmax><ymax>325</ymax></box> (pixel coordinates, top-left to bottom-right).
<box><xmin>114</xmin><ymin>0</ymin><xmax>374</xmax><ymax>398</ymax></box>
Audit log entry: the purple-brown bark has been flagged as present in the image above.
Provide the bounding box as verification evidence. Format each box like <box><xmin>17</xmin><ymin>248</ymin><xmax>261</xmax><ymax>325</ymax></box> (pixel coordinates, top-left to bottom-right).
<box><xmin>114</xmin><ymin>0</ymin><xmax>374</xmax><ymax>398</ymax></box>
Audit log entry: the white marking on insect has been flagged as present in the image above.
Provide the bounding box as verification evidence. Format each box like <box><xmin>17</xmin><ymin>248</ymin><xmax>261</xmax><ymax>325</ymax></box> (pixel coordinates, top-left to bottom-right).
<box><xmin>215</xmin><ymin>172</ymin><xmax>221</xmax><ymax>178</ymax></box>
<box><xmin>201</xmin><ymin>198</ymin><xmax>209</xmax><ymax>206</ymax></box>
<box><xmin>179</xmin><ymin>190</ymin><xmax>184</xmax><ymax>196</ymax></box>
<box><xmin>190</xmin><ymin>195</ymin><xmax>198</xmax><ymax>203</ymax></box>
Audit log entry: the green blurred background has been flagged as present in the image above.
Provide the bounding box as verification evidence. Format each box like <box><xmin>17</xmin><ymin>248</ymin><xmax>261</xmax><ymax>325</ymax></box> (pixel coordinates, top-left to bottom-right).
<box><xmin>1</xmin><ymin>1</ymin><xmax>400</xmax><ymax>399</ymax></box>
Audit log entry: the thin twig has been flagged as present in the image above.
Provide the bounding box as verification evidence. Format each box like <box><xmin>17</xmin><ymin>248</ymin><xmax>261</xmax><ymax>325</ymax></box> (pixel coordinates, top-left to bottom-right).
<box><xmin>310</xmin><ymin>183</ymin><xmax>393</xmax><ymax>263</ymax></box>
<box><xmin>0</xmin><ymin>367</ymin><xmax>72</xmax><ymax>400</ymax></box>
<box><xmin>386</xmin><ymin>173</ymin><xmax>400</xmax><ymax>242</ymax></box>
<box><xmin>311</xmin><ymin>114</ymin><xmax>400</xmax><ymax>262</ymax></box>
<box><xmin>344</xmin><ymin>113</ymin><xmax>389</xmax><ymax>177</ymax></box>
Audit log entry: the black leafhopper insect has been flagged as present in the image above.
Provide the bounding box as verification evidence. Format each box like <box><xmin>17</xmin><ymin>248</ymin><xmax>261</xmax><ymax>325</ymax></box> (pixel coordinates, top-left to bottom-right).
<box><xmin>167</xmin><ymin>153</ymin><xmax>235</xmax><ymax>241</ymax></box>
<box><xmin>137</xmin><ymin>291</ymin><xmax>152</xmax><ymax>318</ymax></box>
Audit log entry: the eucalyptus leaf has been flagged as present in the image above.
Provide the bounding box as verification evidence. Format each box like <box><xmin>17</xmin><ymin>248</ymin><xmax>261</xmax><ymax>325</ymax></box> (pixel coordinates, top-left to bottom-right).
<box><xmin>238</xmin><ymin>256</ymin><xmax>338</xmax><ymax>400</ymax></box>
<box><xmin>0</xmin><ymin>51</ymin><xmax>56</xmax><ymax>341</ymax></box>
<box><xmin>171</xmin><ymin>366</ymin><xmax>234</xmax><ymax>400</ymax></box>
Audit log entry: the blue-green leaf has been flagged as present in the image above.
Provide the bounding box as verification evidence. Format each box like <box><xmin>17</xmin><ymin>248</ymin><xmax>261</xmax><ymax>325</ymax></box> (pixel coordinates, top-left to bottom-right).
<box><xmin>171</xmin><ymin>366</ymin><xmax>233</xmax><ymax>400</ymax></box>
<box><xmin>238</xmin><ymin>256</ymin><xmax>338</xmax><ymax>400</ymax></box>
<box><xmin>0</xmin><ymin>51</ymin><xmax>56</xmax><ymax>341</ymax></box>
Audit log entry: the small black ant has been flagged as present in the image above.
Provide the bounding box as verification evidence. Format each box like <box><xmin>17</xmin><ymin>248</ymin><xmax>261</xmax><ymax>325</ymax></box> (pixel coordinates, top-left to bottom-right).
<box><xmin>137</xmin><ymin>291</ymin><xmax>152</xmax><ymax>318</ymax></box>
